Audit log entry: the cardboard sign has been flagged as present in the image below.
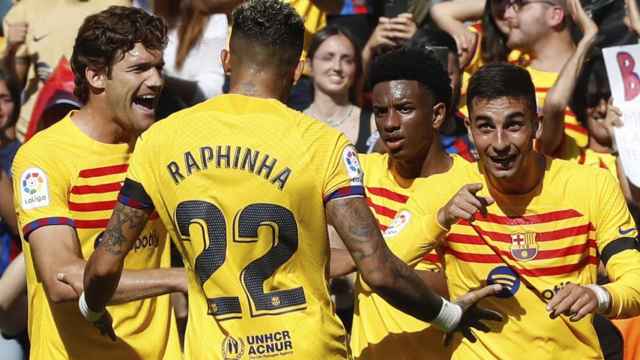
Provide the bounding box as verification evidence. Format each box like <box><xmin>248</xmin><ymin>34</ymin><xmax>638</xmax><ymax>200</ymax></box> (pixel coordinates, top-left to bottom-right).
<box><xmin>603</xmin><ymin>45</ymin><xmax>640</xmax><ymax>187</ymax></box>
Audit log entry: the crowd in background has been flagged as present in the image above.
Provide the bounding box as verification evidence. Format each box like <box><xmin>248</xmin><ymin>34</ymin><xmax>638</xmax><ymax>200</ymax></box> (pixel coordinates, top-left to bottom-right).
<box><xmin>1</xmin><ymin>0</ymin><xmax>640</xmax><ymax>359</ymax></box>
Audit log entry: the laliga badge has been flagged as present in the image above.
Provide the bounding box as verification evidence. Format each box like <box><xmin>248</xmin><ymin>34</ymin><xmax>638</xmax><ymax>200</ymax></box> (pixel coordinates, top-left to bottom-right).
<box><xmin>20</xmin><ymin>167</ymin><xmax>49</xmax><ymax>210</ymax></box>
<box><xmin>342</xmin><ymin>146</ymin><xmax>363</xmax><ymax>186</ymax></box>
<box><xmin>383</xmin><ymin>210</ymin><xmax>412</xmax><ymax>238</ymax></box>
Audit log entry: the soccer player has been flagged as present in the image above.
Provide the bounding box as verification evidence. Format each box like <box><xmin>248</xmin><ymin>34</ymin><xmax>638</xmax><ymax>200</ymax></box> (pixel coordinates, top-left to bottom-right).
<box><xmin>80</xmin><ymin>1</ymin><xmax>503</xmax><ymax>359</ymax></box>
<box><xmin>11</xmin><ymin>7</ymin><xmax>183</xmax><ymax>359</ymax></box>
<box><xmin>341</xmin><ymin>47</ymin><xmax>468</xmax><ymax>360</ymax></box>
<box><xmin>383</xmin><ymin>62</ymin><xmax>640</xmax><ymax>359</ymax></box>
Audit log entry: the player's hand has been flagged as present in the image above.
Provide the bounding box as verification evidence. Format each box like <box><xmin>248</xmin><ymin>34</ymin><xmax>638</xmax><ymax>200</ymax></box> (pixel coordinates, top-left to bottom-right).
<box><xmin>445</xmin><ymin>284</ymin><xmax>504</xmax><ymax>345</ymax></box>
<box><xmin>546</xmin><ymin>283</ymin><xmax>599</xmax><ymax>321</ymax></box>
<box><xmin>93</xmin><ymin>310</ymin><xmax>117</xmax><ymax>342</ymax></box>
<box><xmin>57</xmin><ymin>271</ymin><xmax>84</xmax><ymax>296</ymax></box>
<box><xmin>6</xmin><ymin>21</ymin><xmax>28</xmax><ymax>49</ymax></box>
<box><xmin>437</xmin><ymin>183</ymin><xmax>495</xmax><ymax>229</ymax></box>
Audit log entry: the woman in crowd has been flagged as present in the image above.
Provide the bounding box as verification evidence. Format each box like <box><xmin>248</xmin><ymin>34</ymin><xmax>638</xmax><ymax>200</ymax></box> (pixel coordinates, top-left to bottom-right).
<box><xmin>304</xmin><ymin>25</ymin><xmax>374</xmax><ymax>153</ymax></box>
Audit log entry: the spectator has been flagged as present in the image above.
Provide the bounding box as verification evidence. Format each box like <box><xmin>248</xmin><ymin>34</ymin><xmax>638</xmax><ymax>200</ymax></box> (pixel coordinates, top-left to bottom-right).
<box><xmin>304</xmin><ymin>25</ymin><xmax>374</xmax><ymax>152</ymax></box>
<box><xmin>2</xmin><ymin>0</ymin><xmax>129</xmax><ymax>141</ymax></box>
<box><xmin>155</xmin><ymin>0</ymin><xmax>228</xmax><ymax>100</ymax></box>
<box><xmin>503</xmin><ymin>0</ymin><xmax>589</xmax><ymax>150</ymax></box>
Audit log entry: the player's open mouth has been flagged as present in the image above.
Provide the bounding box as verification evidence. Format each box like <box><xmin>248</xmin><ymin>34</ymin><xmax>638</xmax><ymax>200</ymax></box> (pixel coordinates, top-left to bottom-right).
<box><xmin>489</xmin><ymin>153</ymin><xmax>517</xmax><ymax>170</ymax></box>
<box><xmin>384</xmin><ymin>136</ymin><xmax>405</xmax><ymax>151</ymax></box>
<box><xmin>133</xmin><ymin>94</ymin><xmax>157</xmax><ymax>113</ymax></box>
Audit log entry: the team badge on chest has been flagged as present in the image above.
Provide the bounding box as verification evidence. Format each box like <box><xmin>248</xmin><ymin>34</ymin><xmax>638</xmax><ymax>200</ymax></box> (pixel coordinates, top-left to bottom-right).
<box><xmin>510</xmin><ymin>232</ymin><xmax>538</xmax><ymax>261</ymax></box>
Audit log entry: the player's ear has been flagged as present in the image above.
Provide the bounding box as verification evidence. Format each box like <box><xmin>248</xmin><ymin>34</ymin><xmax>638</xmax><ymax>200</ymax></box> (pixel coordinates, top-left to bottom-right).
<box><xmin>432</xmin><ymin>102</ymin><xmax>447</xmax><ymax>130</ymax></box>
<box><xmin>534</xmin><ymin>112</ymin><xmax>543</xmax><ymax>140</ymax></box>
<box><xmin>221</xmin><ymin>48</ymin><xmax>231</xmax><ymax>75</ymax></box>
<box><xmin>292</xmin><ymin>59</ymin><xmax>305</xmax><ymax>85</ymax></box>
<box><xmin>85</xmin><ymin>66</ymin><xmax>107</xmax><ymax>92</ymax></box>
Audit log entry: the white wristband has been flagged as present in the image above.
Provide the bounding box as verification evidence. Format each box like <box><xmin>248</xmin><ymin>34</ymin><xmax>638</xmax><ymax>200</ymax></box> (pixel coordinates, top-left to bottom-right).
<box><xmin>79</xmin><ymin>292</ymin><xmax>104</xmax><ymax>322</ymax></box>
<box><xmin>431</xmin><ymin>298</ymin><xmax>463</xmax><ymax>332</ymax></box>
<box><xmin>586</xmin><ymin>285</ymin><xmax>611</xmax><ymax>314</ymax></box>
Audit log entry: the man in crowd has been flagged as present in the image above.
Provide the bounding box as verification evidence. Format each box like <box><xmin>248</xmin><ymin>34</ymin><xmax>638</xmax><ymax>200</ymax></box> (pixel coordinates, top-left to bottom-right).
<box><xmin>384</xmin><ymin>63</ymin><xmax>640</xmax><ymax>359</ymax></box>
<box><xmin>79</xmin><ymin>1</ymin><xmax>503</xmax><ymax>359</ymax></box>
<box><xmin>11</xmin><ymin>6</ymin><xmax>184</xmax><ymax>359</ymax></box>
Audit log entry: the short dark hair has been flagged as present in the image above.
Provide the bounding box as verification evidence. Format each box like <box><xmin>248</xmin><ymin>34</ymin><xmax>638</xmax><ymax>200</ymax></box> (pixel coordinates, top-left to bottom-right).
<box><xmin>368</xmin><ymin>47</ymin><xmax>452</xmax><ymax>108</ymax></box>
<box><xmin>230</xmin><ymin>0</ymin><xmax>304</xmax><ymax>73</ymax></box>
<box><xmin>467</xmin><ymin>63</ymin><xmax>537</xmax><ymax>113</ymax></box>
<box><xmin>71</xmin><ymin>6</ymin><xmax>168</xmax><ymax>104</ymax></box>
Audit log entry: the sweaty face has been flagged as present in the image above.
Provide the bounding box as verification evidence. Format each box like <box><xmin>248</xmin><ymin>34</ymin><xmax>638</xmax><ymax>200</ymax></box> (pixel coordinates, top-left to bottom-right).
<box><xmin>104</xmin><ymin>43</ymin><xmax>164</xmax><ymax>135</ymax></box>
<box><xmin>468</xmin><ymin>97</ymin><xmax>539</xmax><ymax>183</ymax></box>
<box><xmin>504</xmin><ymin>2</ymin><xmax>554</xmax><ymax>50</ymax></box>
<box><xmin>310</xmin><ymin>34</ymin><xmax>357</xmax><ymax>97</ymax></box>
<box><xmin>0</xmin><ymin>80</ymin><xmax>15</xmax><ymax>130</ymax></box>
<box><xmin>372</xmin><ymin>80</ymin><xmax>436</xmax><ymax>162</ymax></box>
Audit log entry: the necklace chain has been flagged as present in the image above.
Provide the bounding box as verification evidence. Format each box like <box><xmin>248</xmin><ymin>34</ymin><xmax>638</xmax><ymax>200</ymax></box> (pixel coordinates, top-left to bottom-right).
<box><xmin>307</xmin><ymin>105</ymin><xmax>354</xmax><ymax>128</ymax></box>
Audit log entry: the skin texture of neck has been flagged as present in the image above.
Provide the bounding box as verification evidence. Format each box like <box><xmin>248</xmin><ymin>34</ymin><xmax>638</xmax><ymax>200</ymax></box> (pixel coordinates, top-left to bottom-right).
<box><xmin>71</xmin><ymin>100</ymin><xmax>138</xmax><ymax>149</ymax></box>
<box><xmin>391</xmin><ymin>136</ymin><xmax>452</xmax><ymax>183</ymax></box>
<box><xmin>488</xmin><ymin>151</ymin><xmax>546</xmax><ymax>195</ymax></box>
<box><xmin>308</xmin><ymin>85</ymin><xmax>351</xmax><ymax>118</ymax></box>
<box><xmin>588</xmin><ymin>137</ymin><xmax>613</xmax><ymax>154</ymax></box>
<box><xmin>228</xmin><ymin>65</ymin><xmax>291</xmax><ymax>103</ymax></box>
<box><xmin>529</xmin><ymin>31</ymin><xmax>575</xmax><ymax>73</ymax></box>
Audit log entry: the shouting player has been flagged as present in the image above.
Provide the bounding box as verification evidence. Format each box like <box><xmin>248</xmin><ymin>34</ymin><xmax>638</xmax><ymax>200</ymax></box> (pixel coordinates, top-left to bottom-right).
<box><xmin>384</xmin><ymin>63</ymin><xmax>640</xmax><ymax>359</ymax></box>
<box><xmin>80</xmin><ymin>1</ymin><xmax>503</xmax><ymax>359</ymax></box>
<box><xmin>11</xmin><ymin>7</ymin><xmax>183</xmax><ymax>359</ymax></box>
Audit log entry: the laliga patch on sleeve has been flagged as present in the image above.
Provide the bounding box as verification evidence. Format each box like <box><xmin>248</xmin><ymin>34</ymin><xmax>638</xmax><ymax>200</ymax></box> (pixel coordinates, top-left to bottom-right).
<box><xmin>342</xmin><ymin>146</ymin><xmax>363</xmax><ymax>186</ymax></box>
<box><xmin>383</xmin><ymin>210</ymin><xmax>412</xmax><ymax>238</ymax></box>
<box><xmin>20</xmin><ymin>167</ymin><xmax>50</xmax><ymax>210</ymax></box>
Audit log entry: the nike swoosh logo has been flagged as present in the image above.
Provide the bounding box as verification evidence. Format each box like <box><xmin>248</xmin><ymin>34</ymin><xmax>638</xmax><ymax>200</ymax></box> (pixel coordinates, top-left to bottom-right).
<box><xmin>32</xmin><ymin>34</ymin><xmax>49</xmax><ymax>42</ymax></box>
<box><xmin>619</xmin><ymin>226</ymin><xmax>639</xmax><ymax>235</ymax></box>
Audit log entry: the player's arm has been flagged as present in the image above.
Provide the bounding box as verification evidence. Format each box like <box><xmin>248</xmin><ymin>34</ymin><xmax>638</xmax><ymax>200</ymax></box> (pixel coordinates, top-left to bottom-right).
<box><xmin>326</xmin><ymin>196</ymin><xmax>502</xmax><ymax>336</ymax></box>
<box><xmin>539</xmin><ymin>0</ymin><xmax>597</xmax><ymax>155</ymax></box>
<box><xmin>28</xmin><ymin>224</ymin><xmax>185</xmax><ymax>304</ymax></box>
<box><xmin>547</xmin><ymin>171</ymin><xmax>640</xmax><ymax>321</ymax></box>
<box><xmin>83</xmin><ymin>201</ymin><xmax>156</xmax><ymax>311</ymax></box>
<box><xmin>329</xmin><ymin>247</ymin><xmax>356</xmax><ymax>278</ymax></box>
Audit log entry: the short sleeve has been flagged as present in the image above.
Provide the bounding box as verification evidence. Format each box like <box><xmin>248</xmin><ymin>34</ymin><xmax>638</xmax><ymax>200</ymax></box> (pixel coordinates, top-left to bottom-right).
<box><xmin>12</xmin><ymin>146</ymin><xmax>74</xmax><ymax>239</ymax></box>
<box><xmin>323</xmin><ymin>134</ymin><xmax>365</xmax><ymax>203</ymax></box>
<box><xmin>118</xmin><ymin>134</ymin><xmax>156</xmax><ymax>210</ymax></box>
<box><xmin>383</xmin><ymin>198</ymin><xmax>447</xmax><ymax>267</ymax></box>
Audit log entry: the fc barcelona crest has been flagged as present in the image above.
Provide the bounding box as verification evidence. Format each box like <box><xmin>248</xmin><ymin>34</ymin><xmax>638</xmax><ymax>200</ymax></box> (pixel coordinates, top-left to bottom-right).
<box><xmin>510</xmin><ymin>232</ymin><xmax>538</xmax><ymax>261</ymax></box>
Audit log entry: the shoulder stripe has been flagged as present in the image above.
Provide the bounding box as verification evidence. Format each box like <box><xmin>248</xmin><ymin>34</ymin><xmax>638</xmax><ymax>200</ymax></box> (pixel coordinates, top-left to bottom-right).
<box><xmin>601</xmin><ymin>237</ymin><xmax>639</xmax><ymax>265</ymax></box>
<box><xmin>366</xmin><ymin>187</ymin><xmax>409</xmax><ymax>203</ymax></box>
<box><xmin>75</xmin><ymin>219</ymin><xmax>109</xmax><ymax>229</ymax></box>
<box><xmin>22</xmin><ymin>217</ymin><xmax>75</xmax><ymax>239</ymax></box>
<box><xmin>68</xmin><ymin>200</ymin><xmax>117</xmax><ymax>212</ymax></box>
<box><xmin>70</xmin><ymin>182</ymin><xmax>122</xmax><ymax>195</ymax></box>
<box><xmin>471</xmin><ymin>209</ymin><xmax>583</xmax><ymax>225</ymax></box>
<box><xmin>366</xmin><ymin>198</ymin><xmax>397</xmax><ymax>219</ymax></box>
<box><xmin>78</xmin><ymin>164</ymin><xmax>129</xmax><ymax>178</ymax></box>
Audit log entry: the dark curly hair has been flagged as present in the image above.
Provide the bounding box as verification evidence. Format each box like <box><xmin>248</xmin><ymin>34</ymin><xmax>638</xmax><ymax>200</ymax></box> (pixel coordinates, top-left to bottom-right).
<box><xmin>368</xmin><ymin>47</ymin><xmax>452</xmax><ymax>110</ymax></box>
<box><xmin>71</xmin><ymin>6</ymin><xmax>168</xmax><ymax>104</ymax></box>
<box><xmin>230</xmin><ymin>0</ymin><xmax>304</xmax><ymax>72</ymax></box>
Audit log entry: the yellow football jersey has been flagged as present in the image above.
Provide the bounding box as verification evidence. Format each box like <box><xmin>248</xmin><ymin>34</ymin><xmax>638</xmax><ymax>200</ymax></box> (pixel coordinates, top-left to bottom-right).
<box><xmin>11</xmin><ymin>114</ymin><xmax>180</xmax><ymax>359</ymax></box>
<box><xmin>349</xmin><ymin>153</ymin><xmax>452</xmax><ymax>360</ymax></box>
<box><xmin>560</xmin><ymin>146</ymin><xmax>618</xmax><ymax>181</ymax></box>
<box><xmin>120</xmin><ymin>94</ymin><xmax>364</xmax><ymax>360</ymax></box>
<box><xmin>387</xmin><ymin>158</ymin><xmax>640</xmax><ymax>359</ymax></box>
